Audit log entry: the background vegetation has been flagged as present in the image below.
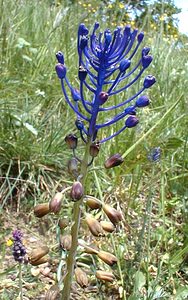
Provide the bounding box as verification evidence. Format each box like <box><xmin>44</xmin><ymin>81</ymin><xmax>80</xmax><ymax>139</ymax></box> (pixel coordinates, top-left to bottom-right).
<box><xmin>0</xmin><ymin>0</ymin><xmax>187</xmax><ymax>299</ymax></box>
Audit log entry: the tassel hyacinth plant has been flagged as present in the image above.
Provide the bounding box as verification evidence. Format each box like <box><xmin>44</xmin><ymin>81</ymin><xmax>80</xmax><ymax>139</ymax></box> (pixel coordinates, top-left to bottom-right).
<box><xmin>54</xmin><ymin>22</ymin><xmax>155</xmax><ymax>299</ymax></box>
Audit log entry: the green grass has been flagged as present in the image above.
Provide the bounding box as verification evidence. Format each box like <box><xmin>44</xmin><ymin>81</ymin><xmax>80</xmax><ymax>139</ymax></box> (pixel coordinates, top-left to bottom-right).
<box><xmin>0</xmin><ymin>0</ymin><xmax>188</xmax><ymax>299</ymax></box>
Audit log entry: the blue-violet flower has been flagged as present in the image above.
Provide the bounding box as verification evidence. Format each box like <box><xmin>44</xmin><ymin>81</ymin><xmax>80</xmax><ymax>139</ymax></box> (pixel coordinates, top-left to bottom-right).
<box><xmin>12</xmin><ymin>230</ymin><xmax>26</xmax><ymax>263</ymax></box>
<box><xmin>55</xmin><ymin>23</ymin><xmax>156</xmax><ymax>144</ymax></box>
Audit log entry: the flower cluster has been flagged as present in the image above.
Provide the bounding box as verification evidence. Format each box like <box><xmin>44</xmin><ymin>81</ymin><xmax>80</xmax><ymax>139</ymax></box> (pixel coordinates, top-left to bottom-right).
<box><xmin>12</xmin><ymin>230</ymin><xmax>26</xmax><ymax>263</ymax></box>
<box><xmin>56</xmin><ymin>22</ymin><xmax>156</xmax><ymax>144</ymax></box>
<box><xmin>148</xmin><ymin>147</ymin><xmax>161</xmax><ymax>162</ymax></box>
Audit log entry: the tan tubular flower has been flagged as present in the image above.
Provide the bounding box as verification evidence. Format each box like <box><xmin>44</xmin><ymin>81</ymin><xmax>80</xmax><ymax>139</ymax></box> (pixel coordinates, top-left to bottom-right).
<box><xmin>104</xmin><ymin>153</ymin><xmax>124</xmax><ymax>169</ymax></box>
<box><xmin>96</xmin><ymin>270</ymin><xmax>115</xmax><ymax>282</ymax></box>
<box><xmin>100</xmin><ymin>221</ymin><xmax>115</xmax><ymax>233</ymax></box>
<box><xmin>86</xmin><ymin>215</ymin><xmax>104</xmax><ymax>237</ymax></box>
<box><xmin>29</xmin><ymin>246</ymin><xmax>49</xmax><ymax>265</ymax></box>
<box><xmin>70</xmin><ymin>181</ymin><xmax>84</xmax><ymax>201</ymax></box>
<box><xmin>102</xmin><ymin>204</ymin><xmax>122</xmax><ymax>225</ymax></box>
<box><xmin>85</xmin><ymin>196</ymin><xmax>102</xmax><ymax>210</ymax></box>
<box><xmin>97</xmin><ymin>251</ymin><xmax>118</xmax><ymax>266</ymax></box>
<box><xmin>75</xmin><ymin>267</ymin><xmax>89</xmax><ymax>288</ymax></box>
<box><xmin>83</xmin><ymin>243</ymin><xmax>99</xmax><ymax>255</ymax></box>
<box><xmin>45</xmin><ymin>285</ymin><xmax>60</xmax><ymax>300</ymax></box>
<box><xmin>67</xmin><ymin>157</ymin><xmax>78</xmax><ymax>176</ymax></box>
<box><xmin>89</xmin><ymin>143</ymin><xmax>100</xmax><ymax>157</ymax></box>
<box><xmin>49</xmin><ymin>192</ymin><xmax>63</xmax><ymax>214</ymax></box>
<box><xmin>30</xmin><ymin>255</ymin><xmax>49</xmax><ymax>266</ymax></box>
<box><xmin>60</xmin><ymin>234</ymin><xmax>72</xmax><ymax>251</ymax></box>
<box><xmin>58</xmin><ymin>218</ymin><xmax>69</xmax><ymax>230</ymax></box>
<box><xmin>34</xmin><ymin>203</ymin><xmax>50</xmax><ymax>218</ymax></box>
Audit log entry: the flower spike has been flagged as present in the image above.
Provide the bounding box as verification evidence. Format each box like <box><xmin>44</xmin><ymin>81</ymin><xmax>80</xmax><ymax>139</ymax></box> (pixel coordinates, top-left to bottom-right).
<box><xmin>56</xmin><ymin>23</ymin><xmax>156</xmax><ymax>143</ymax></box>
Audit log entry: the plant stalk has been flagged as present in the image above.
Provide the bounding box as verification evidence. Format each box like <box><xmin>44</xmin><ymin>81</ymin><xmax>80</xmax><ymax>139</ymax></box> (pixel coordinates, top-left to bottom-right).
<box><xmin>19</xmin><ymin>263</ymin><xmax>23</xmax><ymax>300</ymax></box>
<box><xmin>61</xmin><ymin>138</ymin><xmax>92</xmax><ymax>300</ymax></box>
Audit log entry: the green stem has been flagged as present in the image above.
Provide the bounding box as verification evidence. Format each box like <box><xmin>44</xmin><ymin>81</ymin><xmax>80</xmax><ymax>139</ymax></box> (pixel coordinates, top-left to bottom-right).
<box><xmin>61</xmin><ymin>138</ymin><xmax>92</xmax><ymax>300</ymax></box>
<box><xmin>19</xmin><ymin>263</ymin><xmax>23</xmax><ymax>300</ymax></box>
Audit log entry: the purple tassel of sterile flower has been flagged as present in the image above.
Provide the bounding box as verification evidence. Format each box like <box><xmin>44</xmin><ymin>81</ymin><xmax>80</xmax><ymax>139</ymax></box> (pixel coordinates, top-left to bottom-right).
<box><xmin>55</xmin><ymin>23</ymin><xmax>156</xmax><ymax>144</ymax></box>
<box><xmin>12</xmin><ymin>230</ymin><xmax>26</xmax><ymax>263</ymax></box>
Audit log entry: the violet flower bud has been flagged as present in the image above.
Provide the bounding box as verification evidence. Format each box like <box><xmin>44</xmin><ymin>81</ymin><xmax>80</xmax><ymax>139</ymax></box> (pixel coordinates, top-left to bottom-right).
<box><xmin>78</xmin><ymin>23</ymin><xmax>89</xmax><ymax>36</ymax></box>
<box><xmin>78</xmin><ymin>66</ymin><xmax>87</xmax><ymax>81</ymax></box>
<box><xmin>119</xmin><ymin>59</ymin><xmax>131</xmax><ymax>72</ymax></box>
<box><xmin>137</xmin><ymin>32</ymin><xmax>144</xmax><ymax>42</ymax></box>
<box><xmin>55</xmin><ymin>63</ymin><xmax>66</xmax><ymax>79</ymax></box>
<box><xmin>142</xmin><ymin>47</ymin><xmax>150</xmax><ymax>56</ymax></box>
<box><xmin>56</xmin><ymin>51</ymin><xmax>64</xmax><ymax>64</ymax></box>
<box><xmin>71</xmin><ymin>88</ymin><xmax>81</xmax><ymax>101</ymax></box>
<box><xmin>142</xmin><ymin>55</ymin><xmax>153</xmax><ymax>69</ymax></box>
<box><xmin>70</xmin><ymin>181</ymin><xmax>84</xmax><ymax>201</ymax></box>
<box><xmin>144</xmin><ymin>75</ymin><xmax>156</xmax><ymax>88</ymax></box>
<box><xmin>125</xmin><ymin>115</ymin><xmax>139</xmax><ymax>128</ymax></box>
<box><xmin>75</xmin><ymin>119</ymin><xmax>84</xmax><ymax>130</ymax></box>
<box><xmin>99</xmin><ymin>91</ymin><xmax>109</xmax><ymax>105</ymax></box>
<box><xmin>124</xmin><ymin>106</ymin><xmax>136</xmax><ymax>115</ymax></box>
<box><xmin>80</xmin><ymin>36</ymin><xmax>88</xmax><ymax>50</ymax></box>
<box><xmin>136</xmin><ymin>95</ymin><xmax>150</xmax><ymax>107</ymax></box>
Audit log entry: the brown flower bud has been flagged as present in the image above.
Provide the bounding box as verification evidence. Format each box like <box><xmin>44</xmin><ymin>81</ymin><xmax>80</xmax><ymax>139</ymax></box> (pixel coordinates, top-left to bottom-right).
<box><xmin>85</xmin><ymin>196</ymin><xmax>102</xmax><ymax>210</ymax></box>
<box><xmin>104</xmin><ymin>153</ymin><xmax>124</xmax><ymax>169</ymax></box>
<box><xmin>83</xmin><ymin>243</ymin><xmax>99</xmax><ymax>255</ymax></box>
<box><xmin>102</xmin><ymin>204</ymin><xmax>122</xmax><ymax>225</ymax></box>
<box><xmin>45</xmin><ymin>285</ymin><xmax>60</xmax><ymax>300</ymax></box>
<box><xmin>30</xmin><ymin>255</ymin><xmax>49</xmax><ymax>266</ymax></box>
<box><xmin>34</xmin><ymin>203</ymin><xmax>50</xmax><ymax>218</ymax></box>
<box><xmin>29</xmin><ymin>246</ymin><xmax>49</xmax><ymax>264</ymax></box>
<box><xmin>96</xmin><ymin>270</ymin><xmax>115</xmax><ymax>282</ymax></box>
<box><xmin>60</xmin><ymin>234</ymin><xmax>72</xmax><ymax>251</ymax></box>
<box><xmin>70</xmin><ymin>181</ymin><xmax>84</xmax><ymax>201</ymax></box>
<box><xmin>97</xmin><ymin>251</ymin><xmax>117</xmax><ymax>266</ymax></box>
<box><xmin>86</xmin><ymin>215</ymin><xmax>104</xmax><ymax>237</ymax></box>
<box><xmin>89</xmin><ymin>143</ymin><xmax>100</xmax><ymax>157</ymax></box>
<box><xmin>75</xmin><ymin>267</ymin><xmax>89</xmax><ymax>288</ymax></box>
<box><xmin>65</xmin><ymin>134</ymin><xmax>77</xmax><ymax>149</ymax></box>
<box><xmin>49</xmin><ymin>192</ymin><xmax>62</xmax><ymax>214</ymax></box>
<box><xmin>67</xmin><ymin>157</ymin><xmax>78</xmax><ymax>176</ymax></box>
<box><xmin>58</xmin><ymin>218</ymin><xmax>69</xmax><ymax>230</ymax></box>
<box><xmin>100</xmin><ymin>221</ymin><xmax>115</xmax><ymax>233</ymax></box>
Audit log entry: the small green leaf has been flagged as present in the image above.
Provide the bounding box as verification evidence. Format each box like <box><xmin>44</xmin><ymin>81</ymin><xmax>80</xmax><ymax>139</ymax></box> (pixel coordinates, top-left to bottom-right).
<box><xmin>175</xmin><ymin>287</ymin><xmax>188</xmax><ymax>300</ymax></box>
<box><xmin>134</xmin><ymin>271</ymin><xmax>146</xmax><ymax>292</ymax></box>
<box><xmin>22</xmin><ymin>54</ymin><xmax>32</xmax><ymax>62</ymax></box>
<box><xmin>23</xmin><ymin>122</ymin><xmax>38</xmax><ymax>136</ymax></box>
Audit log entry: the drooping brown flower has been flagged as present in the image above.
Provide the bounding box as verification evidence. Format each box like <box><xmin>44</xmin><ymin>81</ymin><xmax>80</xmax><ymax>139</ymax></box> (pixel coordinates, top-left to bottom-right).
<box><xmin>86</xmin><ymin>215</ymin><xmax>104</xmax><ymax>237</ymax></box>
<box><xmin>75</xmin><ymin>267</ymin><xmax>89</xmax><ymax>288</ymax></box>
<box><xmin>34</xmin><ymin>203</ymin><xmax>50</xmax><ymax>218</ymax></box>
<box><xmin>97</xmin><ymin>250</ymin><xmax>118</xmax><ymax>266</ymax></box>
<box><xmin>96</xmin><ymin>270</ymin><xmax>115</xmax><ymax>282</ymax></box>
<box><xmin>102</xmin><ymin>204</ymin><xmax>122</xmax><ymax>225</ymax></box>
